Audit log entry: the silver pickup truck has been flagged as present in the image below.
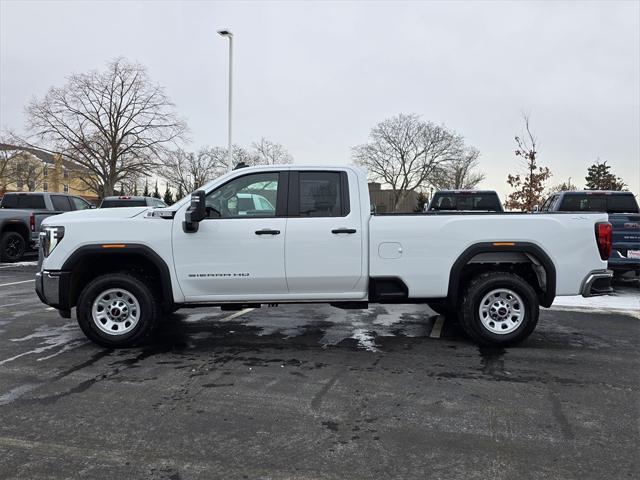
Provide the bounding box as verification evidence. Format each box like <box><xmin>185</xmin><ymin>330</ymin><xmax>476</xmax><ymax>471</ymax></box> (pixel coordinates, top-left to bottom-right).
<box><xmin>0</xmin><ymin>192</ymin><xmax>93</xmax><ymax>262</ymax></box>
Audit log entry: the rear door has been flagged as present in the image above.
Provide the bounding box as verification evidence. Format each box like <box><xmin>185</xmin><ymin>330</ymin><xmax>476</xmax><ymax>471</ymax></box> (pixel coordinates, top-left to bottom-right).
<box><xmin>284</xmin><ymin>170</ymin><xmax>364</xmax><ymax>296</ymax></box>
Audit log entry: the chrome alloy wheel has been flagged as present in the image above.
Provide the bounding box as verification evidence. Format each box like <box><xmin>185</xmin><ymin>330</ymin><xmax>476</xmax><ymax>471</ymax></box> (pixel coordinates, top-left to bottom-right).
<box><xmin>91</xmin><ymin>288</ymin><xmax>141</xmax><ymax>336</ymax></box>
<box><xmin>478</xmin><ymin>288</ymin><xmax>525</xmax><ymax>335</ymax></box>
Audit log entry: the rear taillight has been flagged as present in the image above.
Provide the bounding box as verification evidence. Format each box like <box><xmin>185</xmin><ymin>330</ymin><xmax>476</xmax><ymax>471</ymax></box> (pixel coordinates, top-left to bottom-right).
<box><xmin>29</xmin><ymin>213</ymin><xmax>35</xmax><ymax>232</ymax></box>
<box><xmin>595</xmin><ymin>222</ymin><xmax>612</xmax><ymax>260</ymax></box>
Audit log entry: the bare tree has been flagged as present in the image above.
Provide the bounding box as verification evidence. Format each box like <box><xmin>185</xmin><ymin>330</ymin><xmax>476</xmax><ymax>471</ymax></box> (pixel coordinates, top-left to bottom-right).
<box><xmin>251</xmin><ymin>138</ymin><xmax>293</xmax><ymax>165</ymax></box>
<box><xmin>0</xmin><ymin>143</ymin><xmax>17</xmax><ymax>191</ymax></box>
<box><xmin>25</xmin><ymin>58</ymin><xmax>187</xmax><ymax>197</ymax></box>
<box><xmin>119</xmin><ymin>172</ymin><xmax>144</xmax><ymax>196</ymax></box>
<box><xmin>161</xmin><ymin>147</ymin><xmax>227</xmax><ymax>193</ymax></box>
<box><xmin>432</xmin><ymin>147</ymin><xmax>485</xmax><ymax>190</ymax></box>
<box><xmin>352</xmin><ymin>113</ymin><xmax>466</xmax><ymax>212</ymax></box>
<box><xmin>162</xmin><ymin>139</ymin><xmax>294</xmax><ymax>194</ymax></box>
<box><xmin>13</xmin><ymin>154</ymin><xmax>45</xmax><ymax>191</ymax></box>
<box><xmin>505</xmin><ymin>114</ymin><xmax>552</xmax><ymax>212</ymax></box>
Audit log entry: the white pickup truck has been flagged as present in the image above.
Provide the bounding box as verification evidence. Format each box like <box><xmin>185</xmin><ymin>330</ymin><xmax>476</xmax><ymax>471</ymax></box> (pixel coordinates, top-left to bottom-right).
<box><xmin>36</xmin><ymin>165</ymin><xmax>613</xmax><ymax>348</ymax></box>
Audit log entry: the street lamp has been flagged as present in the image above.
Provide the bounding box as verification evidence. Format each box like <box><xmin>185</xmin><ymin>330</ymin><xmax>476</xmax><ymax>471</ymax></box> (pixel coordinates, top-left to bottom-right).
<box><xmin>218</xmin><ymin>29</ymin><xmax>234</xmax><ymax>171</ymax></box>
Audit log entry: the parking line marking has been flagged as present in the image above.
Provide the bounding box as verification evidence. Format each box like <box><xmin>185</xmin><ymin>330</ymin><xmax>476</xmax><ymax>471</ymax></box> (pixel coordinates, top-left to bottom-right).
<box><xmin>0</xmin><ymin>280</ymin><xmax>35</xmax><ymax>287</ymax></box>
<box><xmin>223</xmin><ymin>308</ymin><xmax>255</xmax><ymax>321</ymax></box>
<box><xmin>0</xmin><ymin>261</ymin><xmax>38</xmax><ymax>269</ymax></box>
<box><xmin>429</xmin><ymin>316</ymin><xmax>445</xmax><ymax>338</ymax></box>
<box><xmin>0</xmin><ymin>302</ymin><xmax>28</xmax><ymax>308</ymax></box>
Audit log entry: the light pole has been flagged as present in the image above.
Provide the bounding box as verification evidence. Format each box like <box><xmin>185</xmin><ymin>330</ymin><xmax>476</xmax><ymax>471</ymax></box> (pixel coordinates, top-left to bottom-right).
<box><xmin>218</xmin><ymin>29</ymin><xmax>234</xmax><ymax>171</ymax></box>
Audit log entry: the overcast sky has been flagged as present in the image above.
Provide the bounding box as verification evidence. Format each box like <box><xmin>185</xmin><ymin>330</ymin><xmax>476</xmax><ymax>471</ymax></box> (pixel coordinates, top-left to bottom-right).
<box><xmin>1</xmin><ymin>0</ymin><xmax>639</xmax><ymax>197</ymax></box>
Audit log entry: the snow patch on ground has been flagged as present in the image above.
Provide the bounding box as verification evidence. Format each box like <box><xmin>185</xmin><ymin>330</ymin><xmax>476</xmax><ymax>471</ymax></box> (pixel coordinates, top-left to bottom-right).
<box><xmin>0</xmin><ymin>261</ymin><xmax>38</xmax><ymax>268</ymax></box>
<box><xmin>0</xmin><ymin>323</ymin><xmax>87</xmax><ymax>366</ymax></box>
<box><xmin>351</xmin><ymin>329</ymin><xmax>379</xmax><ymax>352</ymax></box>
<box><xmin>552</xmin><ymin>286</ymin><xmax>639</xmax><ymax>318</ymax></box>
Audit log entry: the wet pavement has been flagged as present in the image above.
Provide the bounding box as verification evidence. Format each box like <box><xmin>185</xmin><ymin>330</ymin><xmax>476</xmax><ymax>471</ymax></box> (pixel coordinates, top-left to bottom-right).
<box><xmin>0</xmin><ymin>262</ymin><xmax>638</xmax><ymax>479</ymax></box>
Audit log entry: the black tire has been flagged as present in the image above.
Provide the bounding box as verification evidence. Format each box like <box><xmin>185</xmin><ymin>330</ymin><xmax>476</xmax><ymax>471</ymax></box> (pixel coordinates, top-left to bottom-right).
<box><xmin>459</xmin><ymin>271</ymin><xmax>539</xmax><ymax>347</ymax></box>
<box><xmin>76</xmin><ymin>273</ymin><xmax>160</xmax><ymax>348</ymax></box>
<box><xmin>0</xmin><ymin>231</ymin><xmax>26</xmax><ymax>263</ymax></box>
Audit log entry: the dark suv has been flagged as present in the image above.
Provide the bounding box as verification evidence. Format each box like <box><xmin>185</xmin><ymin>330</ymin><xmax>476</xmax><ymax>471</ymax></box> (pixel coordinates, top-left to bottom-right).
<box><xmin>540</xmin><ymin>191</ymin><xmax>640</xmax><ymax>275</ymax></box>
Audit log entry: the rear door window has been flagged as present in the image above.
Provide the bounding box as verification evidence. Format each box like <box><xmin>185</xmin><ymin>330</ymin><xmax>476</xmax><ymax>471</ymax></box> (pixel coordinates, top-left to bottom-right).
<box><xmin>298</xmin><ymin>172</ymin><xmax>346</xmax><ymax>217</ymax></box>
<box><xmin>51</xmin><ymin>195</ymin><xmax>73</xmax><ymax>211</ymax></box>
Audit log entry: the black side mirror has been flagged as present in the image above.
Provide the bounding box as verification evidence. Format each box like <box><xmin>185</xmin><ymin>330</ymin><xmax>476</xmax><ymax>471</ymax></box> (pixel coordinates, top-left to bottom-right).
<box><xmin>183</xmin><ymin>190</ymin><xmax>206</xmax><ymax>233</ymax></box>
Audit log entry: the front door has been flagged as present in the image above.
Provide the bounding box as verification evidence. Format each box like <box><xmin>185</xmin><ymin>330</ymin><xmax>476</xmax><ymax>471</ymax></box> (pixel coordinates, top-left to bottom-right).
<box><xmin>173</xmin><ymin>171</ymin><xmax>288</xmax><ymax>301</ymax></box>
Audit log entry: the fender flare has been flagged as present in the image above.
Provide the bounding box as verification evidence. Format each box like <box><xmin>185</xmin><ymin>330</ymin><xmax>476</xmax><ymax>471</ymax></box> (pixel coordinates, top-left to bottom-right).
<box><xmin>447</xmin><ymin>242</ymin><xmax>556</xmax><ymax>308</ymax></box>
<box><xmin>61</xmin><ymin>243</ymin><xmax>174</xmax><ymax>308</ymax></box>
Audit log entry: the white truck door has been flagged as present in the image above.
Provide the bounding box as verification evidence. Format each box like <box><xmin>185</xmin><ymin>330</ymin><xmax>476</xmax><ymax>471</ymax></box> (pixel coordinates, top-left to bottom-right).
<box><xmin>285</xmin><ymin>170</ymin><xmax>364</xmax><ymax>296</ymax></box>
<box><xmin>172</xmin><ymin>171</ymin><xmax>288</xmax><ymax>300</ymax></box>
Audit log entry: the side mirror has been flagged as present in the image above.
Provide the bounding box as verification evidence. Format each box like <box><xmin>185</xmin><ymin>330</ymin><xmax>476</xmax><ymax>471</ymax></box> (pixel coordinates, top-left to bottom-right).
<box><xmin>532</xmin><ymin>205</ymin><xmax>540</xmax><ymax>213</ymax></box>
<box><xmin>89</xmin><ymin>205</ymin><xmax>97</xmax><ymax>209</ymax></box>
<box><xmin>183</xmin><ymin>190</ymin><xmax>206</xmax><ymax>233</ymax></box>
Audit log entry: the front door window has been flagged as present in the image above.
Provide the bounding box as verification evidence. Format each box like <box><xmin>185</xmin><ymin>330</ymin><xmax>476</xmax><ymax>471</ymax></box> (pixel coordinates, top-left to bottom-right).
<box><xmin>206</xmin><ymin>173</ymin><xmax>278</xmax><ymax>218</ymax></box>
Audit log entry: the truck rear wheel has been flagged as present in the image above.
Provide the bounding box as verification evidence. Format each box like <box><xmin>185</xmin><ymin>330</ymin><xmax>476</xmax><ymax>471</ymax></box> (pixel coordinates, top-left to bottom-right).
<box><xmin>460</xmin><ymin>272</ymin><xmax>539</xmax><ymax>347</ymax></box>
<box><xmin>1</xmin><ymin>231</ymin><xmax>26</xmax><ymax>262</ymax></box>
<box><xmin>76</xmin><ymin>273</ymin><xmax>160</xmax><ymax>348</ymax></box>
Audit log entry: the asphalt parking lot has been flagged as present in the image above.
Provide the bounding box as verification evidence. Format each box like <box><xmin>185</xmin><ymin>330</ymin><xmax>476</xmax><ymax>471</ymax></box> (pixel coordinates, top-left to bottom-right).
<box><xmin>0</xmin><ymin>261</ymin><xmax>638</xmax><ymax>480</ymax></box>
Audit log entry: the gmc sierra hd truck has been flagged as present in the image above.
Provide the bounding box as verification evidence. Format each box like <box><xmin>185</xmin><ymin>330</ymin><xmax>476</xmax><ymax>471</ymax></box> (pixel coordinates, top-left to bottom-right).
<box><xmin>35</xmin><ymin>165</ymin><xmax>613</xmax><ymax>348</ymax></box>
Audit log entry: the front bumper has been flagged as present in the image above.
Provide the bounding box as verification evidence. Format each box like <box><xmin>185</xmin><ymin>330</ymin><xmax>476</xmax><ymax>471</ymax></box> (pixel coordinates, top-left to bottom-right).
<box><xmin>35</xmin><ymin>270</ymin><xmax>71</xmax><ymax>315</ymax></box>
<box><xmin>580</xmin><ymin>269</ymin><xmax>613</xmax><ymax>297</ymax></box>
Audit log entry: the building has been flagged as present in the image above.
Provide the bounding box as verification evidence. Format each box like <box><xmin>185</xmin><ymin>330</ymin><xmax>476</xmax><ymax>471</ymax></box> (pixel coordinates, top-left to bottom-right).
<box><xmin>0</xmin><ymin>143</ymin><xmax>99</xmax><ymax>203</ymax></box>
<box><xmin>368</xmin><ymin>182</ymin><xmax>420</xmax><ymax>213</ymax></box>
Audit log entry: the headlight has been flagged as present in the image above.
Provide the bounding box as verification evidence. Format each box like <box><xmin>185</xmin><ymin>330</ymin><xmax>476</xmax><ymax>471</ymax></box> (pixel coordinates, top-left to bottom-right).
<box><xmin>41</xmin><ymin>226</ymin><xmax>65</xmax><ymax>257</ymax></box>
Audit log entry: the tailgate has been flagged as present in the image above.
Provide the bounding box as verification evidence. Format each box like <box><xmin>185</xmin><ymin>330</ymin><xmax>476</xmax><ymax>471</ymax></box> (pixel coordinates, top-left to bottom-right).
<box><xmin>609</xmin><ymin>213</ymin><xmax>640</xmax><ymax>258</ymax></box>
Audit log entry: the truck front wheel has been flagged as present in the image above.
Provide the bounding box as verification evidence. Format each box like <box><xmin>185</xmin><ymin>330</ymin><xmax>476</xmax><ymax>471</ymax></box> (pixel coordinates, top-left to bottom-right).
<box><xmin>76</xmin><ymin>273</ymin><xmax>160</xmax><ymax>348</ymax></box>
<box><xmin>460</xmin><ymin>272</ymin><xmax>539</xmax><ymax>347</ymax></box>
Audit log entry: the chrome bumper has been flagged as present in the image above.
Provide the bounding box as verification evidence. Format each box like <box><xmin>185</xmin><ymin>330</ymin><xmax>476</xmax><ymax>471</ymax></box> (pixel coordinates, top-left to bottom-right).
<box><xmin>580</xmin><ymin>270</ymin><xmax>613</xmax><ymax>297</ymax></box>
<box><xmin>35</xmin><ymin>270</ymin><xmax>71</xmax><ymax>317</ymax></box>
<box><xmin>35</xmin><ymin>271</ymin><xmax>60</xmax><ymax>306</ymax></box>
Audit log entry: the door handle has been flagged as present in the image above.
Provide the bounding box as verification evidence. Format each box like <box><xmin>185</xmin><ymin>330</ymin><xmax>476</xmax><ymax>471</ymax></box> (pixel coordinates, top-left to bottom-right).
<box><xmin>331</xmin><ymin>228</ymin><xmax>357</xmax><ymax>234</ymax></box>
<box><xmin>255</xmin><ymin>229</ymin><xmax>281</xmax><ymax>235</ymax></box>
